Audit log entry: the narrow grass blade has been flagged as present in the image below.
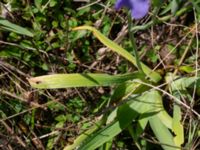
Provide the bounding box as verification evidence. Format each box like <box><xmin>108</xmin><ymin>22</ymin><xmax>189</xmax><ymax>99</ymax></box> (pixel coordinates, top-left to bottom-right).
<box><xmin>73</xmin><ymin>26</ymin><xmax>161</xmax><ymax>83</ymax></box>
<box><xmin>28</xmin><ymin>73</ymin><xmax>142</xmax><ymax>89</ymax></box>
<box><xmin>0</xmin><ymin>19</ymin><xmax>33</xmax><ymax>37</ymax></box>
<box><xmin>128</xmin><ymin>11</ymin><xmax>144</xmax><ymax>73</ymax></box>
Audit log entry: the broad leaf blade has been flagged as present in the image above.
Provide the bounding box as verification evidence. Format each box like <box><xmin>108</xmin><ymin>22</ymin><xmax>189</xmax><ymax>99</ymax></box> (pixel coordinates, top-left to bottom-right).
<box><xmin>77</xmin><ymin>91</ymin><xmax>161</xmax><ymax>150</ymax></box>
<box><xmin>149</xmin><ymin>116</ymin><xmax>178</xmax><ymax>150</ymax></box>
<box><xmin>171</xmin><ymin>0</ymin><xmax>180</xmax><ymax>14</ymax></box>
<box><xmin>77</xmin><ymin>102</ymin><xmax>142</xmax><ymax>150</ymax></box>
<box><xmin>64</xmin><ymin>119</ymin><xmax>105</xmax><ymax>150</ymax></box>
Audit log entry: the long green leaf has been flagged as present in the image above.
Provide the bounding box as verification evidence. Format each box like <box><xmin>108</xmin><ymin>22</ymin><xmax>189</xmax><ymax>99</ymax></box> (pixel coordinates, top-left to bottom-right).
<box><xmin>28</xmin><ymin>73</ymin><xmax>142</xmax><ymax>89</ymax></box>
<box><xmin>149</xmin><ymin>116</ymin><xmax>178</xmax><ymax>150</ymax></box>
<box><xmin>172</xmin><ymin>104</ymin><xmax>184</xmax><ymax>147</ymax></box>
<box><xmin>77</xmin><ymin>99</ymin><xmax>142</xmax><ymax>150</ymax></box>
<box><xmin>166</xmin><ymin>74</ymin><xmax>185</xmax><ymax>147</ymax></box>
<box><xmin>64</xmin><ymin>118</ymin><xmax>105</xmax><ymax>150</ymax></box>
<box><xmin>0</xmin><ymin>19</ymin><xmax>33</xmax><ymax>37</ymax></box>
<box><xmin>152</xmin><ymin>90</ymin><xmax>172</xmax><ymax>129</ymax></box>
<box><xmin>73</xmin><ymin>26</ymin><xmax>161</xmax><ymax>83</ymax></box>
<box><xmin>76</xmin><ymin>91</ymin><xmax>161</xmax><ymax>150</ymax></box>
<box><xmin>110</xmin><ymin>82</ymin><xmax>173</xmax><ymax>130</ymax></box>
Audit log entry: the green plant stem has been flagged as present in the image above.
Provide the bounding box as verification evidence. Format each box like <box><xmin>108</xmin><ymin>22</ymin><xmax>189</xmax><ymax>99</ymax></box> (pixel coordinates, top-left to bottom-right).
<box><xmin>131</xmin><ymin>6</ymin><xmax>190</xmax><ymax>32</ymax></box>
<box><xmin>127</xmin><ymin>11</ymin><xmax>144</xmax><ymax>74</ymax></box>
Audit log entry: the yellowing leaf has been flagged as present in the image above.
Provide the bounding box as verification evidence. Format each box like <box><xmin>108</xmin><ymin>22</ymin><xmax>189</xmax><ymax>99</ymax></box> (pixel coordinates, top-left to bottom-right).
<box><xmin>28</xmin><ymin>73</ymin><xmax>142</xmax><ymax>89</ymax></box>
<box><xmin>73</xmin><ymin>26</ymin><xmax>161</xmax><ymax>83</ymax></box>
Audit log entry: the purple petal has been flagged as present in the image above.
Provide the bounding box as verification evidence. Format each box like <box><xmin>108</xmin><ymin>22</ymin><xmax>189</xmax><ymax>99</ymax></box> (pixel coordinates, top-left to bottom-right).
<box><xmin>131</xmin><ymin>0</ymin><xmax>150</xmax><ymax>19</ymax></box>
<box><xmin>115</xmin><ymin>0</ymin><xmax>150</xmax><ymax>19</ymax></box>
<box><xmin>115</xmin><ymin>0</ymin><xmax>132</xmax><ymax>10</ymax></box>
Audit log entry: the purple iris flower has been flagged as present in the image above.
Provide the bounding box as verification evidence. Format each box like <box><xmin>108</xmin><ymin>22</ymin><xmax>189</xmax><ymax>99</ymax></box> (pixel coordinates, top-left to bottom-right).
<box><xmin>115</xmin><ymin>0</ymin><xmax>150</xmax><ymax>19</ymax></box>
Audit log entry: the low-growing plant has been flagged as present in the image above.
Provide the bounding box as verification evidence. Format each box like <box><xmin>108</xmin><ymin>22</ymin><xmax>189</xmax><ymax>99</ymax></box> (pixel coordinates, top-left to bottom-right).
<box><xmin>1</xmin><ymin>0</ymin><xmax>200</xmax><ymax>149</ymax></box>
<box><xmin>27</xmin><ymin>1</ymin><xmax>200</xmax><ymax>150</ymax></box>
